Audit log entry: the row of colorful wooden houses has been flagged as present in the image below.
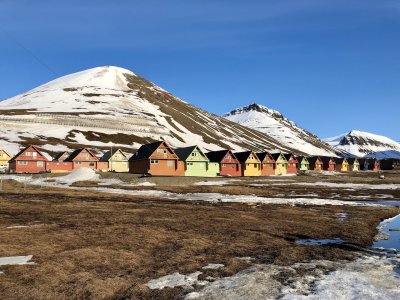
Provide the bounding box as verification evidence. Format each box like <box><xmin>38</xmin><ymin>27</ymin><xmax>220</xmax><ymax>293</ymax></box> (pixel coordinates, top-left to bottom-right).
<box><xmin>0</xmin><ymin>141</ymin><xmax>387</xmax><ymax>176</ymax></box>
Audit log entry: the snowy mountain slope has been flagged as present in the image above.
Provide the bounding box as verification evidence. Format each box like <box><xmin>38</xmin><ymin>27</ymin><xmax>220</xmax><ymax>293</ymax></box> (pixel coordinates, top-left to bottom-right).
<box><xmin>0</xmin><ymin>66</ymin><xmax>297</xmax><ymax>156</ymax></box>
<box><xmin>223</xmin><ymin>104</ymin><xmax>340</xmax><ymax>156</ymax></box>
<box><xmin>324</xmin><ymin>130</ymin><xmax>400</xmax><ymax>159</ymax></box>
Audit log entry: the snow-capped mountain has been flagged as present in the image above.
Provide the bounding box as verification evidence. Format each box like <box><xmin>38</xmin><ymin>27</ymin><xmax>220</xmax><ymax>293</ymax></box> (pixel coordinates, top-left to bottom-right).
<box><xmin>222</xmin><ymin>103</ymin><xmax>339</xmax><ymax>156</ymax></box>
<box><xmin>0</xmin><ymin>66</ymin><xmax>297</xmax><ymax>156</ymax></box>
<box><xmin>324</xmin><ymin>130</ymin><xmax>400</xmax><ymax>159</ymax></box>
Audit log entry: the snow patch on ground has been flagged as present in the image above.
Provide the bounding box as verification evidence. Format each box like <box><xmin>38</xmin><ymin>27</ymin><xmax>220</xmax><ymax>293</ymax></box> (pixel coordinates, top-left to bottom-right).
<box><xmin>137</xmin><ymin>181</ymin><xmax>156</xmax><ymax>186</ymax></box>
<box><xmin>193</xmin><ymin>180</ymin><xmax>232</xmax><ymax>186</ymax></box>
<box><xmin>146</xmin><ymin>271</ymin><xmax>205</xmax><ymax>290</ymax></box>
<box><xmin>202</xmin><ymin>264</ymin><xmax>224</xmax><ymax>270</ymax></box>
<box><xmin>55</xmin><ymin>168</ymin><xmax>99</xmax><ymax>183</ymax></box>
<box><xmin>0</xmin><ymin>255</ymin><xmax>34</xmax><ymax>266</ymax></box>
<box><xmin>281</xmin><ymin>255</ymin><xmax>400</xmax><ymax>299</ymax></box>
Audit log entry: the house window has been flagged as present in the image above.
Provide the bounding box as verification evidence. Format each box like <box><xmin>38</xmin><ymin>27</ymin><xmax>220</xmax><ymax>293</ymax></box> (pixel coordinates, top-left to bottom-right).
<box><xmin>222</xmin><ymin>163</ymin><xmax>226</xmax><ymax>167</ymax></box>
<box><xmin>89</xmin><ymin>162</ymin><xmax>95</xmax><ymax>167</ymax></box>
<box><xmin>151</xmin><ymin>159</ymin><xmax>159</xmax><ymax>164</ymax></box>
<box><xmin>37</xmin><ymin>161</ymin><xmax>44</xmax><ymax>167</ymax></box>
<box><xmin>18</xmin><ymin>161</ymin><xmax>28</xmax><ymax>165</ymax></box>
<box><xmin>167</xmin><ymin>160</ymin><xmax>174</xmax><ymax>167</ymax></box>
<box><xmin>254</xmin><ymin>163</ymin><xmax>257</xmax><ymax>168</ymax></box>
<box><xmin>231</xmin><ymin>164</ymin><xmax>235</xmax><ymax>169</ymax></box>
<box><xmin>75</xmin><ymin>162</ymin><xmax>82</xmax><ymax>165</ymax></box>
<box><xmin>187</xmin><ymin>162</ymin><xmax>193</xmax><ymax>166</ymax></box>
<box><xmin>26</xmin><ymin>152</ymin><xmax>31</xmax><ymax>156</ymax></box>
<box><xmin>32</xmin><ymin>152</ymin><xmax>37</xmax><ymax>157</ymax></box>
<box><xmin>192</xmin><ymin>153</ymin><xmax>197</xmax><ymax>156</ymax></box>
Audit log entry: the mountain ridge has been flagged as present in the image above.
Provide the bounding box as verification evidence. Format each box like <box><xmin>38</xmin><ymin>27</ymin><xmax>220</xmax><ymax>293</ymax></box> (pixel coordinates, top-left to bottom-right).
<box><xmin>324</xmin><ymin>130</ymin><xmax>400</xmax><ymax>159</ymax></box>
<box><xmin>222</xmin><ymin>103</ymin><xmax>340</xmax><ymax>157</ymax></box>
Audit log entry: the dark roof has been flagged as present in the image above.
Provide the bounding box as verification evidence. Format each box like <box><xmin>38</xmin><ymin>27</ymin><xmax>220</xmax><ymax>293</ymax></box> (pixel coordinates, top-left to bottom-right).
<box><xmin>234</xmin><ymin>151</ymin><xmax>253</xmax><ymax>163</ymax></box>
<box><xmin>296</xmin><ymin>156</ymin><xmax>308</xmax><ymax>163</ymax></box>
<box><xmin>358</xmin><ymin>158</ymin><xmax>377</xmax><ymax>165</ymax></box>
<box><xmin>256</xmin><ymin>152</ymin><xmax>274</xmax><ymax>162</ymax></box>
<box><xmin>284</xmin><ymin>153</ymin><xmax>297</xmax><ymax>162</ymax></box>
<box><xmin>65</xmin><ymin>148</ymin><xmax>98</xmax><ymax>162</ymax></box>
<box><xmin>307</xmin><ymin>156</ymin><xmax>321</xmax><ymax>164</ymax></box>
<box><xmin>335</xmin><ymin>157</ymin><xmax>346</xmax><ymax>164</ymax></box>
<box><xmin>53</xmin><ymin>151</ymin><xmax>69</xmax><ymax>161</ymax></box>
<box><xmin>347</xmin><ymin>158</ymin><xmax>358</xmax><ymax>164</ymax></box>
<box><xmin>129</xmin><ymin>141</ymin><xmax>164</xmax><ymax>161</ymax></box>
<box><xmin>174</xmin><ymin>146</ymin><xmax>198</xmax><ymax>161</ymax></box>
<box><xmin>206</xmin><ymin>150</ymin><xmax>230</xmax><ymax>163</ymax></box>
<box><xmin>320</xmin><ymin>156</ymin><xmax>335</xmax><ymax>164</ymax></box>
<box><xmin>271</xmin><ymin>153</ymin><xmax>285</xmax><ymax>161</ymax></box>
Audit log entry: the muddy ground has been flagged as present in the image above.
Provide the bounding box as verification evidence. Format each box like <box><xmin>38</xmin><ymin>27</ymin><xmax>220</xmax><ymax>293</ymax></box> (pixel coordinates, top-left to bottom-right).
<box><xmin>0</xmin><ymin>171</ymin><xmax>399</xmax><ymax>299</ymax></box>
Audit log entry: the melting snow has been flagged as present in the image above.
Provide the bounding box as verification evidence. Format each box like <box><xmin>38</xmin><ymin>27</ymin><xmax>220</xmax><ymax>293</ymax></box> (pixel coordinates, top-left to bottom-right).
<box><xmin>0</xmin><ymin>255</ymin><xmax>34</xmax><ymax>266</ymax></box>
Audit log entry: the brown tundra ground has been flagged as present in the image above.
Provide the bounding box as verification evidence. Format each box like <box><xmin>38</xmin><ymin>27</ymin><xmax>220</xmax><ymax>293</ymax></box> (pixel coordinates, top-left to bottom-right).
<box><xmin>0</xmin><ymin>171</ymin><xmax>399</xmax><ymax>299</ymax></box>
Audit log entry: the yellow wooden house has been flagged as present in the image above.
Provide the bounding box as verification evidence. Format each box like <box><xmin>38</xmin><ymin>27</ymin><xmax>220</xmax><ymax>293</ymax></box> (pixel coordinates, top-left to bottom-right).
<box><xmin>234</xmin><ymin>151</ymin><xmax>261</xmax><ymax>176</ymax></box>
<box><xmin>335</xmin><ymin>158</ymin><xmax>350</xmax><ymax>172</ymax></box>
<box><xmin>0</xmin><ymin>149</ymin><xmax>11</xmax><ymax>172</ymax></box>
<box><xmin>271</xmin><ymin>153</ymin><xmax>288</xmax><ymax>175</ymax></box>
<box><xmin>101</xmin><ymin>149</ymin><xmax>129</xmax><ymax>172</ymax></box>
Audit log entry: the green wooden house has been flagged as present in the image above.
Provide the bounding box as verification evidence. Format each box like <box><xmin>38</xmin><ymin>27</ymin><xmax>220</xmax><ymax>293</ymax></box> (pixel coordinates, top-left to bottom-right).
<box><xmin>174</xmin><ymin>145</ymin><xmax>219</xmax><ymax>177</ymax></box>
<box><xmin>296</xmin><ymin>156</ymin><xmax>310</xmax><ymax>171</ymax></box>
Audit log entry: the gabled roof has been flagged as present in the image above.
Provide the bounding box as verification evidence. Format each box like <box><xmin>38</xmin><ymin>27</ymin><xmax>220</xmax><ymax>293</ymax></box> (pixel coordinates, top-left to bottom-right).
<box><xmin>284</xmin><ymin>153</ymin><xmax>298</xmax><ymax>162</ymax></box>
<box><xmin>307</xmin><ymin>156</ymin><xmax>322</xmax><ymax>164</ymax></box>
<box><xmin>256</xmin><ymin>152</ymin><xmax>275</xmax><ymax>162</ymax></box>
<box><xmin>129</xmin><ymin>141</ymin><xmax>177</xmax><ymax>161</ymax></box>
<box><xmin>296</xmin><ymin>156</ymin><xmax>309</xmax><ymax>164</ymax></box>
<box><xmin>10</xmin><ymin>145</ymin><xmax>48</xmax><ymax>162</ymax></box>
<box><xmin>234</xmin><ymin>151</ymin><xmax>260</xmax><ymax>163</ymax></box>
<box><xmin>174</xmin><ymin>146</ymin><xmax>208</xmax><ymax>161</ymax></box>
<box><xmin>320</xmin><ymin>156</ymin><xmax>336</xmax><ymax>164</ymax></box>
<box><xmin>206</xmin><ymin>150</ymin><xmax>233</xmax><ymax>163</ymax></box>
<box><xmin>53</xmin><ymin>151</ymin><xmax>70</xmax><ymax>161</ymax></box>
<box><xmin>0</xmin><ymin>149</ymin><xmax>11</xmax><ymax>159</ymax></box>
<box><xmin>271</xmin><ymin>153</ymin><xmax>287</xmax><ymax>162</ymax></box>
<box><xmin>347</xmin><ymin>158</ymin><xmax>359</xmax><ymax>164</ymax></box>
<box><xmin>65</xmin><ymin>148</ymin><xmax>99</xmax><ymax>162</ymax></box>
<box><xmin>335</xmin><ymin>157</ymin><xmax>347</xmax><ymax>164</ymax></box>
<box><xmin>100</xmin><ymin>149</ymin><xmax>128</xmax><ymax>162</ymax></box>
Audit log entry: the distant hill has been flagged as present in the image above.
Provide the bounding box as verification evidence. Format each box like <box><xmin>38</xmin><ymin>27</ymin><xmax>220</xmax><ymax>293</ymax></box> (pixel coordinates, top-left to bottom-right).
<box><xmin>324</xmin><ymin>130</ymin><xmax>400</xmax><ymax>159</ymax></box>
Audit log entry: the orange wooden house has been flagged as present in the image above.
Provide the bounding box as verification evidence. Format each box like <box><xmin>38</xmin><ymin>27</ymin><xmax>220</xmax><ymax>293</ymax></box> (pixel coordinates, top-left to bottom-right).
<box><xmin>9</xmin><ymin>145</ymin><xmax>48</xmax><ymax>174</ymax></box>
<box><xmin>308</xmin><ymin>156</ymin><xmax>323</xmax><ymax>171</ymax></box>
<box><xmin>256</xmin><ymin>152</ymin><xmax>275</xmax><ymax>176</ymax></box>
<box><xmin>129</xmin><ymin>141</ymin><xmax>184</xmax><ymax>176</ymax></box>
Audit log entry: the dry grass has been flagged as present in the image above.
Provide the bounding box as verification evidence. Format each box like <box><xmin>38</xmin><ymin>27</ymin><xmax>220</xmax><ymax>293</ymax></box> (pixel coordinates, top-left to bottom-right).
<box><xmin>0</xmin><ymin>181</ymin><xmax>398</xmax><ymax>299</ymax></box>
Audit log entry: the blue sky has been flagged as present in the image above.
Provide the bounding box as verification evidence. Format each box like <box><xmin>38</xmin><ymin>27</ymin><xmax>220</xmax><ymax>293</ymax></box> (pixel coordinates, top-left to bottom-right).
<box><xmin>0</xmin><ymin>0</ymin><xmax>399</xmax><ymax>140</ymax></box>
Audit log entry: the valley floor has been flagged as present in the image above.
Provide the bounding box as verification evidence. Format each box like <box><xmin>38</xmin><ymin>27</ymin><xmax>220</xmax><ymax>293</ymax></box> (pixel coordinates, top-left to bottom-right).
<box><xmin>0</xmin><ymin>171</ymin><xmax>399</xmax><ymax>299</ymax></box>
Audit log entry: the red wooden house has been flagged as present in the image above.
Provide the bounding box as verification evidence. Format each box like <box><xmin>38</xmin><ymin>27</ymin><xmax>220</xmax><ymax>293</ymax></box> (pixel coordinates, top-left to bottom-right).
<box><xmin>320</xmin><ymin>156</ymin><xmax>336</xmax><ymax>171</ymax></box>
<box><xmin>64</xmin><ymin>148</ymin><xmax>108</xmax><ymax>172</ymax></box>
<box><xmin>206</xmin><ymin>149</ymin><xmax>241</xmax><ymax>177</ymax></box>
<box><xmin>9</xmin><ymin>145</ymin><xmax>48</xmax><ymax>174</ymax></box>
<box><xmin>308</xmin><ymin>156</ymin><xmax>323</xmax><ymax>171</ymax></box>
<box><xmin>283</xmin><ymin>153</ymin><xmax>298</xmax><ymax>174</ymax></box>
<box><xmin>256</xmin><ymin>152</ymin><xmax>275</xmax><ymax>176</ymax></box>
<box><xmin>129</xmin><ymin>141</ymin><xmax>184</xmax><ymax>176</ymax></box>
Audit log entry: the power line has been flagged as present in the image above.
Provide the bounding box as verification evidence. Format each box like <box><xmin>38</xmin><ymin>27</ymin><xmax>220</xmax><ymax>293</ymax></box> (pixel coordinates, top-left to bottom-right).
<box><xmin>0</xmin><ymin>25</ymin><xmax>59</xmax><ymax>77</ymax></box>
